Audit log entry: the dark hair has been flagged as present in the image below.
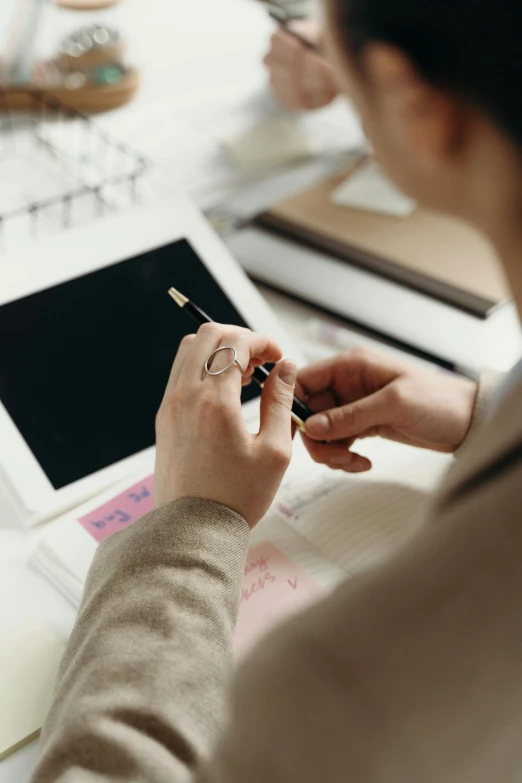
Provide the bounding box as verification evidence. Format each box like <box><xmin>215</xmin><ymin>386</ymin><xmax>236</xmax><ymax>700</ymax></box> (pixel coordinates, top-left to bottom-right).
<box><xmin>334</xmin><ymin>0</ymin><xmax>522</xmax><ymax>148</ymax></box>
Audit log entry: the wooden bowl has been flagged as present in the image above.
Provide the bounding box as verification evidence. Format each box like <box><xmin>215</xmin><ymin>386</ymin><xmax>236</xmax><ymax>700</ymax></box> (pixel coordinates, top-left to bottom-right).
<box><xmin>57</xmin><ymin>42</ymin><xmax>126</xmax><ymax>71</ymax></box>
<box><xmin>55</xmin><ymin>0</ymin><xmax>121</xmax><ymax>9</ymax></box>
<box><xmin>0</xmin><ymin>68</ymin><xmax>139</xmax><ymax>114</ymax></box>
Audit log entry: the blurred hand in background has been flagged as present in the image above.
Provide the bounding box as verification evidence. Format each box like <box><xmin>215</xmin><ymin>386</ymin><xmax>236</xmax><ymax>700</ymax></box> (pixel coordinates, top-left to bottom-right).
<box><xmin>263</xmin><ymin>19</ymin><xmax>340</xmax><ymax>111</ymax></box>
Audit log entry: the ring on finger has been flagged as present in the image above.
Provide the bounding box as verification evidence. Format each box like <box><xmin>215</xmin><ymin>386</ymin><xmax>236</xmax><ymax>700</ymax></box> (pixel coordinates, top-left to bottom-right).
<box><xmin>204</xmin><ymin>345</ymin><xmax>246</xmax><ymax>377</ymax></box>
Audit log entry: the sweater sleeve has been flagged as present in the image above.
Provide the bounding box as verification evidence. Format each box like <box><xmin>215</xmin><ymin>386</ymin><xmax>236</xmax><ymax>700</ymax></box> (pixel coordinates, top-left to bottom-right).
<box><xmin>32</xmin><ymin>498</ymin><xmax>249</xmax><ymax>783</ymax></box>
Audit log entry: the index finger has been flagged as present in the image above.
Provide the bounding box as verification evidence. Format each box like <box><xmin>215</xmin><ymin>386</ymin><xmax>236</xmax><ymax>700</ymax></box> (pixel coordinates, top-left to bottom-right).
<box><xmin>297</xmin><ymin>349</ymin><xmax>400</xmax><ymax>399</ymax></box>
<box><xmin>271</xmin><ymin>28</ymin><xmax>306</xmax><ymax>65</ymax></box>
<box><xmin>297</xmin><ymin>356</ymin><xmax>341</xmax><ymax>398</ymax></box>
<box><xmin>181</xmin><ymin>324</ymin><xmax>283</xmax><ymax>396</ymax></box>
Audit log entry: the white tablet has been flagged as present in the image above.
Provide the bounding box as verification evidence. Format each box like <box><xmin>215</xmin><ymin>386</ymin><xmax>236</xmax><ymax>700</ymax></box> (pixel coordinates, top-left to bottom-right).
<box><xmin>0</xmin><ymin>193</ymin><xmax>302</xmax><ymax>527</ymax></box>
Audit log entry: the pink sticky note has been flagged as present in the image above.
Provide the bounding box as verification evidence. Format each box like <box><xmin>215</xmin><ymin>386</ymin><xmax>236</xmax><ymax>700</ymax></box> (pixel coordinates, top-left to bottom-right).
<box><xmin>235</xmin><ymin>541</ymin><xmax>324</xmax><ymax>658</ymax></box>
<box><xmin>79</xmin><ymin>476</ymin><xmax>155</xmax><ymax>543</ymax></box>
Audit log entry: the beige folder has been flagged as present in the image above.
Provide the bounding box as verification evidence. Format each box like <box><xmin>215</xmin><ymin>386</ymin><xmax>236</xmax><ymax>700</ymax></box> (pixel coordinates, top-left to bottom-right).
<box><xmin>256</xmin><ymin>160</ymin><xmax>509</xmax><ymax>317</ymax></box>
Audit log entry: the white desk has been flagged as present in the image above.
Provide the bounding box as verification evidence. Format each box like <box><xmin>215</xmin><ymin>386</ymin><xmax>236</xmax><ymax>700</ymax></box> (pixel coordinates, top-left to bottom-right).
<box><xmin>0</xmin><ymin>1</ymin><xmax>520</xmax><ymax>780</ymax></box>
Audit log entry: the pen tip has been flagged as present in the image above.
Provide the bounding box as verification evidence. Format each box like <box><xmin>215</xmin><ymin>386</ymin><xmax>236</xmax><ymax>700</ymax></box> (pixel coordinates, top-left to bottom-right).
<box><xmin>168</xmin><ymin>287</ymin><xmax>188</xmax><ymax>308</ymax></box>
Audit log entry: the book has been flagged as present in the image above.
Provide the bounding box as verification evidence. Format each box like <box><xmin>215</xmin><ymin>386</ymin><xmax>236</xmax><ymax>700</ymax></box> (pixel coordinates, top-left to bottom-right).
<box><xmin>0</xmin><ymin>622</ymin><xmax>64</xmax><ymax>761</ymax></box>
<box><xmin>31</xmin><ymin>437</ymin><xmax>451</xmax><ymax>658</ymax></box>
<box><xmin>255</xmin><ymin>156</ymin><xmax>509</xmax><ymax>318</ymax></box>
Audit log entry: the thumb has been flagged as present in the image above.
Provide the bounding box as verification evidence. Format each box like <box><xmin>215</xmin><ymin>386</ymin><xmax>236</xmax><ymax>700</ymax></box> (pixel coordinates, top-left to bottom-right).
<box><xmin>304</xmin><ymin>388</ymin><xmax>389</xmax><ymax>441</ymax></box>
<box><xmin>259</xmin><ymin>360</ymin><xmax>297</xmax><ymax>444</ymax></box>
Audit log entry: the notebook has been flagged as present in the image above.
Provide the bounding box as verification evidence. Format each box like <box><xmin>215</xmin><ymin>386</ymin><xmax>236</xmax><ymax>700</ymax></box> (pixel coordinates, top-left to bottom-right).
<box><xmin>32</xmin><ymin>437</ymin><xmax>451</xmax><ymax>657</ymax></box>
<box><xmin>255</xmin><ymin>156</ymin><xmax>509</xmax><ymax>317</ymax></box>
<box><xmin>0</xmin><ymin>622</ymin><xmax>64</xmax><ymax>761</ymax></box>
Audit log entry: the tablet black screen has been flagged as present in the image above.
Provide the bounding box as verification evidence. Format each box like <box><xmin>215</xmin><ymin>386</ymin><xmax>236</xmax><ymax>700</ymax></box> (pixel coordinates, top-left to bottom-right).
<box><xmin>0</xmin><ymin>239</ymin><xmax>260</xmax><ymax>489</ymax></box>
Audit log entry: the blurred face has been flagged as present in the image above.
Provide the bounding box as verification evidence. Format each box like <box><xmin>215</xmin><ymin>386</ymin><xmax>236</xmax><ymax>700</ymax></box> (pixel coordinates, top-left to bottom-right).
<box><xmin>323</xmin><ymin>0</ymin><xmax>475</xmax><ymax>219</ymax></box>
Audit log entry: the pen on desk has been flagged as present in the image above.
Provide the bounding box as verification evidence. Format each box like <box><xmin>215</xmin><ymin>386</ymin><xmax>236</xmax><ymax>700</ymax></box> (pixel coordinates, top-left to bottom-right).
<box><xmin>267</xmin><ymin>5</ymin><xmax>323</xmax><ymax>56</ymax></box>
<box><xmin>167</xmin><ymin>286</ymin><xmax>314</xmax><ymax>433</ymax></box>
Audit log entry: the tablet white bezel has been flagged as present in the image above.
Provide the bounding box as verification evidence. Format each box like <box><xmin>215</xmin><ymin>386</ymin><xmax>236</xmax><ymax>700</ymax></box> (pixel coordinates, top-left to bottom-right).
<box><xmin>0</xmin><ymin>192</ymin><xmax>302</xmax><ymax>522</ymax></box>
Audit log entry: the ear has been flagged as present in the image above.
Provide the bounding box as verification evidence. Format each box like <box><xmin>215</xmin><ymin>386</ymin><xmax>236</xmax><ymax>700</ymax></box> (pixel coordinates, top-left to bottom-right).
<box><xmin>362</xmin><ymin>43</ymin><xmax>465</xmax><ymax>163</ymax></box>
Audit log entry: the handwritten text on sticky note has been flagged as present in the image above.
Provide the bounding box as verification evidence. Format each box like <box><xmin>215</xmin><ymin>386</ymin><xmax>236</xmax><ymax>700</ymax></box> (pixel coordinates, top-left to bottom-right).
<box><xmin>235</xmin><ymin>541</ymin><xmax>324</xmax><ymax>658</ymax></box>
<box><xmin>79</xmin><ymin>476</ymin><xmax>154</xmax><ymax>543</ymax></box>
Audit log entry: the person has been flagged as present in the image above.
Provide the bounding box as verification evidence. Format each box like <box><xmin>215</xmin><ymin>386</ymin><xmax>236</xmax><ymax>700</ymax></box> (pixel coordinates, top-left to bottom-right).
<box><xmin>264</xmin><ymin>17</ymin><xmax>340</xmax><ymax>111</ymax></box>
<box><xmin>32</xmin><ymin>0</ymin><xmax>522</xmax><ymax>780</ymax></box>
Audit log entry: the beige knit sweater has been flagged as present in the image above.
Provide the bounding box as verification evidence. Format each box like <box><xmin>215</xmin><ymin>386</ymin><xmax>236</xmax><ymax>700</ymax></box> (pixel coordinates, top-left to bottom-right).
<box><xmin>33</xmin><ymin>372</ymin><xmax>522</xmax><ymax>783</ymax></box>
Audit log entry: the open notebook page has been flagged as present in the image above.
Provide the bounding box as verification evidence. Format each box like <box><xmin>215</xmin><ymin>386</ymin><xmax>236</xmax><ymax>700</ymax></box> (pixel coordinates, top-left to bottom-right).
<box><xmin>250</xmin><ymin>512</ymin><xmax>346</xmax><ymax>590</ymax></box>
<box><xmin>273</xmin><ymin>438</ymin><xmax>451</xmax><ymax>576</ymax></box>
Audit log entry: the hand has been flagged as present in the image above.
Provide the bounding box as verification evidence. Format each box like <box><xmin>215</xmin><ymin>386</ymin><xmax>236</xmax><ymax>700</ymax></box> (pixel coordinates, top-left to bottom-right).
<box><xmin>297</xmin><ymin>348</ymin><xmax>478</xmax><ymax>473</ymax></box>
<box><xmin>155</xmin><ymin>324</ymin><xmax>297</xmax><ymax>528</ymax></box>
<box><xmin>263</xmin><ymin>20</ymin><xmax>340</xmax><ymax>111</ymax></box>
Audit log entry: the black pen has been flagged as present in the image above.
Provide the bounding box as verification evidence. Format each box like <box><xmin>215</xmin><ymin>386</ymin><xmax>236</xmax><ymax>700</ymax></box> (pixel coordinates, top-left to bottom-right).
<box><xmin>168</xmin><ymin>286</ymin><xmax>314</xmax><ymax>433</ymax></box>
<box><xmin>267</xmin><ymin>4</ymin><xmax>323</xmax><ymax>56</ymax></box>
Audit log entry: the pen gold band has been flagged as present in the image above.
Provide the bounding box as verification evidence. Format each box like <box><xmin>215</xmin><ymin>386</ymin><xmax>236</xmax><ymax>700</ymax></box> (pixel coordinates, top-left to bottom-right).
<box><xmin>257</xmin><ymin>381</ymin><xmax>306</xmax><ymax>432</ymax></box>
<box><xmin>291</xmin><ymin>412</ymin><xmax>306</xmax><ymax>434</ymax></box>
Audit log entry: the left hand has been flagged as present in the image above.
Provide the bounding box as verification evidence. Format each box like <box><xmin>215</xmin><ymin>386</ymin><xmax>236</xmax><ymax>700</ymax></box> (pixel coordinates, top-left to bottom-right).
<box><xmin>155</xmin><ymin>324</ymin><xmax>297</xmax><ymax>528</ymax></box>
<box><xmin>296</xmin><ymin>348</ymin><xmax>478</xmax><ymax>472</ymax></box>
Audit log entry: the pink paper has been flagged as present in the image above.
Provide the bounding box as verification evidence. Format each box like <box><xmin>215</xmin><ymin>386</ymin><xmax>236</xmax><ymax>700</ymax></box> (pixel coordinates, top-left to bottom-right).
<box><xmin>235</xmin><ymin>541</ymin><xmax>324</xmax><ymax>658</ymax></box>
<box><xmin>79</xmin><ymin>476</ymin><xmax>155</xmax><ymax>543</ymax></box>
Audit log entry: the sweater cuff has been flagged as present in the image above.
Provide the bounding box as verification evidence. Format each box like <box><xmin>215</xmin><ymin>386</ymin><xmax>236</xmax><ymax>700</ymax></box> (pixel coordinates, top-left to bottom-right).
<box><xmin>458</xmin><ymin>370</ymin><xmax>503</xmax><ymax>452</ymax></box>
<box><xmin>92</xmin><ymin>497</ymin><xmax>250</xmax><ymax>590</ymax></box>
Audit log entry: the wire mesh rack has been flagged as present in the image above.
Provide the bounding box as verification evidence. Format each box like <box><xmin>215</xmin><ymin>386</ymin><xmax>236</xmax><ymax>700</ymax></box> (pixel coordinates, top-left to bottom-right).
<box><xmin>0</xmin><ymin>90</ymin><xmax>147</xmax><ymax>253</ymax></box>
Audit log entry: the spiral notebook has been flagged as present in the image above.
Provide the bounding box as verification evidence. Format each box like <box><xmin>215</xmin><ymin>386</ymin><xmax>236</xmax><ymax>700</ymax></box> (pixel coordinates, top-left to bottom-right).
<box><xmin>32</xmin><ymin>438</ymin><xmax>451</xmax><ymax>657</ymax></box>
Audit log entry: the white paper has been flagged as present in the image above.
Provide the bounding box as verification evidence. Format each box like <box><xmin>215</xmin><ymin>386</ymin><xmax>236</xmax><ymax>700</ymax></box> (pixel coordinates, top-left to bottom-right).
<box><xmin>331</xmin><ymin>158</ymin><xmax>417</xmax><ymax>217</ymax></box>
<box><xmin>224</xmin><ymin>116</ymin><xmax>312</xmax><ymax>173</ymax></box>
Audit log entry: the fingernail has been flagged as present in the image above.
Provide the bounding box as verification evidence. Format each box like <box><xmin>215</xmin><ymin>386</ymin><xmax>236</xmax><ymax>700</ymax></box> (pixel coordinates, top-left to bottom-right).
<box><xmin>280</xmin><ymin>361</ymin><xmax>297</xmax><ymax>386</ymax></box>
<box><xmin>306</xmin><ymin>414</ymin><xmax>330</xmax><ymax>436</ymax></box>
<box><xmin>352</xmin><ymin>460</ymin><xmax>370</xmax><ymax>473</ymax></box>
<box><xmin>329</xmin><ymin>454</ymin><xmax>353</xmax><ymax>466</ymax></box>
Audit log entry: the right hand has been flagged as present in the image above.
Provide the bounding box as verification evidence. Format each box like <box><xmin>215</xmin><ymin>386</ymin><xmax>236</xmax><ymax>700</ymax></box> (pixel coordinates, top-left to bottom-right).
<box><xmin>263</xmin><ymin>20</ymin><xmax>340</xmax><ymax>111</ymax></box>
<box><xmin>155</xmin><ymin>324</ymin><xmax>297</xmax><ymax>528</ymax></box>
<box><xmin>297</xmin><ymin>348</ymin><xmax>478</xmax><ymax>472</ymax></box>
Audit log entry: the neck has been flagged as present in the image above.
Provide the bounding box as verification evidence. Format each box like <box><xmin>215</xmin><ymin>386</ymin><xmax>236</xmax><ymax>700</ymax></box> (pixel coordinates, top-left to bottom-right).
<box><xmin>490</xmin><ymin>221</ymin><xmax>522</xmax><ymax>318</ymax></box>
<box><xmin>463</xmin><ymin>131</ymin><xmax>522</xmax><ymax>320</ymax></box>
